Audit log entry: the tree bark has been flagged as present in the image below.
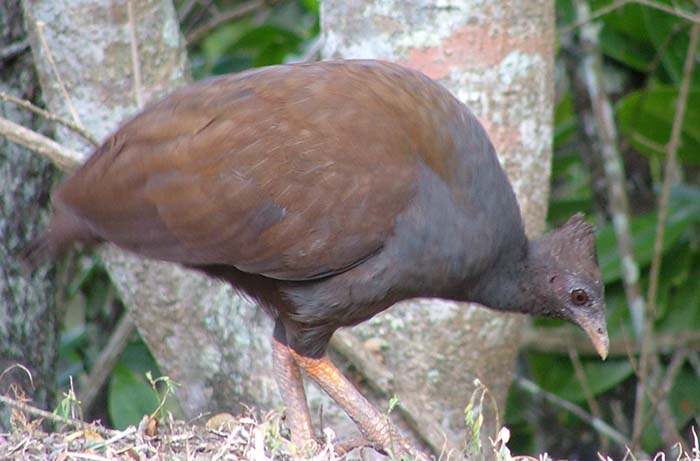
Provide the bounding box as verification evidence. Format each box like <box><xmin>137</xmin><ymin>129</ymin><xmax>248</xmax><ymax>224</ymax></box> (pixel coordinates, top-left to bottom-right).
<box><xmin>0</xmin><ymin>0</ymin><xmax>58</xmax><ymax>431</ymax></box>
<box><xmin>322</xmin><ymin>0</ymin><xmax>554</xmax><ymax>455</ymax></box>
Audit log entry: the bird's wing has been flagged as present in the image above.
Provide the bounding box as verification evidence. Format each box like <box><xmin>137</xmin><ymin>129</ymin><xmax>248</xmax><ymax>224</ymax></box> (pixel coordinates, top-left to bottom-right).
<box><xmin>58</xmin><ymin>62</ymin><xmax>435</xmax><ymax>280</ymax></box>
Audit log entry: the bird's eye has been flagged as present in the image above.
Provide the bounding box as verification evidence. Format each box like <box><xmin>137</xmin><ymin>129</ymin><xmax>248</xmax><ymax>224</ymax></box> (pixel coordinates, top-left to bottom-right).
<box><xmin>571</xmin><ymin>289</ymin><xmax>589</xmax><ymax>306</ymax></box>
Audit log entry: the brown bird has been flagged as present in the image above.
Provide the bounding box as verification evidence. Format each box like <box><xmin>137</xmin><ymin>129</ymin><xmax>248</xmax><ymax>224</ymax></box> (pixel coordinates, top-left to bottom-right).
<box><xmin>25</xmin><ymin>60</ymin><xmax>608</xmax><ymax>459</ymax></box>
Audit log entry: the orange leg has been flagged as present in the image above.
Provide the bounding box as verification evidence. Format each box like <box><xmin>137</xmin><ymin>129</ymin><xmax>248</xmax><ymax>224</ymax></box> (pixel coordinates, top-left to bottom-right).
<box><xmin>289</xmin><ymin>349</ymin><xmax>431</xmax><ymax>460</ymax></box>
<box><xmin>271</xmin><ymin>337</ymin><xmax>314</xmax><ymax>452</ymax></box>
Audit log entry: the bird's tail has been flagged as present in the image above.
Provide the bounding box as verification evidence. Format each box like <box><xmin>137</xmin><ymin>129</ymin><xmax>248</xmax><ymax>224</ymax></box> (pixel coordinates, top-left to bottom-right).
<box><xmin>18</xmin><ymin>205</ymin><xmax>95</xmax><ymax>272</ymax></box>
<box><xmin>18</xmin><ymin>232</ymin><xmax>54</xmax><ymax>271</ymax></box>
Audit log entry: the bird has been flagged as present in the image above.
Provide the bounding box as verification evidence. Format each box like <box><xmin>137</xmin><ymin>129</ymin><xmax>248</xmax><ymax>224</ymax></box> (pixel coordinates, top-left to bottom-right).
<box><xmin>24</xmin><ymin>59</ymin><xmax>608</xmax><ymax>459</ymax></box>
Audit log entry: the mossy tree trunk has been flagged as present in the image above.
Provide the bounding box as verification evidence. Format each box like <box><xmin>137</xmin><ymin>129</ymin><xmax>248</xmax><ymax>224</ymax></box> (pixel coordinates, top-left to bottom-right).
<box><xmin>0</xmin><ymin>0</ymin><xmax>58</xmax><ymax>430</ymax></box>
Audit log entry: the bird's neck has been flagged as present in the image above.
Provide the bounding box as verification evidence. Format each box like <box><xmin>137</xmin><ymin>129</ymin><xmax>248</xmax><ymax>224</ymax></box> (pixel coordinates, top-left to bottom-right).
<box><xmin>468</xmin><ymin>241</ymin><xmax>547</xmax><ymax>315</ymax></box>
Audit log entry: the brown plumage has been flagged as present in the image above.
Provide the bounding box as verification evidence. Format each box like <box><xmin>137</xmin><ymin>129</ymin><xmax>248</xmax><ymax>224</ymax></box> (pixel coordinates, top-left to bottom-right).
<box><xmin>25</xmin><ymin>60</ymin><xmax>608</xmax><ymax>459</ymax></box>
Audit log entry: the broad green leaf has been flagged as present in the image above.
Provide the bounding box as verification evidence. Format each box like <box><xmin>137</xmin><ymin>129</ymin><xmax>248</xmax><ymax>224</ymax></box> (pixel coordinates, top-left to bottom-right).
<box><xmin>596</xmin><ymin>204</ymin><xmax>696</xmax><ymax>283</ymax></box>
<box><xmin>556</xmin><ymin>0</ymin><xmax>575</xmax><ymax>26</ymax></box>
<box><xmin>557</xmin><ymin>360</ymin><xmax>634</xmax><ymax>402</ymax></box>
<box><xmin>617</xmin><ymin>88</ymin><xmax>700</xmax><ymax>165</ymax></box>
<box><xmin>589</xmin><ymin>0</ymin><xmax>650</xmax><ymax>43</ymax></box>
<box><xmin>108</xmin><ymin>363</ymin><xmax>159</xmax><ymax>429</ymax></box>
<box><xmin>641</xmin><ymin>5</ymin><xmax>688</xmax><ymax>84</ymax></box>
<box><xmin>669</xmin><ymin>369</ymin><xmax>700</xmax><ymax>426</ymax></box>
<box><xmin>599</xmin><ymin>25</ymin><xmax>655</xmax><ymax>71</ymax></box>
<box><xmin>528</xmin><ymin>354</ymin><xmax>633</xmax><ymax>402</ymax></box>
<box><xmin>528</xmin><ymin>353</ymin><xmax>573</xmax><ymax>394</ymax></box>
<box><xmin>120</xmin><ymin>341</ymin><xmax>160</xmax><ymax>376</ymax></box>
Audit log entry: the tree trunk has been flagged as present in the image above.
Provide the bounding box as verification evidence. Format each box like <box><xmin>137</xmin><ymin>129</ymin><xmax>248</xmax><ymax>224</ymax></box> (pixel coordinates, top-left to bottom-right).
<box><xmin>322</xmin><ymin>0</ymin><xmax>554</xmax><ymax>455</ymax></box>
<box><xmin>0</xmin><ymin>0</ymin><xmax>58</xmax><ymax>430</ymax></box>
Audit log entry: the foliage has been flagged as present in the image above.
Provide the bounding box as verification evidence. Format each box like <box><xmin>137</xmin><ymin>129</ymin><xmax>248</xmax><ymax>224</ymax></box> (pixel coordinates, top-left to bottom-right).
<box><xmin>188</xmin><ymin>0</ymin><xmax>319</xmax><ymax>77</ymax></box>
<box><xmin>506</xmin><ymin>0</ymin><xmax>700</xmax><ymax>458</ymax></box>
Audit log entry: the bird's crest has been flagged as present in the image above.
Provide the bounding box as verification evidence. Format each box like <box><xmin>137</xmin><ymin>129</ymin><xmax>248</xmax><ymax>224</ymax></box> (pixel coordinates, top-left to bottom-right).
<box><xmin>541</xmin><ymin>213</ymin><xmax>599</xmax><ymax>277</ymax></box>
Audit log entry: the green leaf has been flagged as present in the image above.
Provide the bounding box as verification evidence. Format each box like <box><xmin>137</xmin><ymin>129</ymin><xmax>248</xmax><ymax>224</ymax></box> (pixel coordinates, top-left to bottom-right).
<box><xmin>108</xmin><ymin>363</ymin><xmax>160</xmax><ymax>429</ymax></box>
<box><xmin>640</xmin><ymin>4</ymin><xmax>688</xmax><ymax>84</ymax></box>
<box><xmin>558</xmin><ymin>360</ymin><xmax>633</xmax><ymax>402</ymax></box>
<box><xmin>669</xmin><ymin>368</ymin><xmax>700</xmax><ymax>427</ymax></box>
<box><xmin>530</xmin><ymin>353</ymin><xmax>633</xmax><ymax>403</ymax></box>
<box><xmin>589</xmin><ymin>0</ymin><xmax>650</xmax><ymax>43</ymax></box>
<box><xmin>599</xmin><ymin>25</ymin><xmax>655</xmax><ymax>72</ymax></box>
<box><xmin>387</xmin><ymin>395</ymin><xmax>400</xmax><ymax>415</ymax></box>
<box><xmin>596</xmin><ymin>195</ymin><xmax>700</xmax><ymax>283</ymax></box>
<box><xmin>616</xmin><ymin>87</ymin><xmax>700</xmax><ymax>165</ymax></box>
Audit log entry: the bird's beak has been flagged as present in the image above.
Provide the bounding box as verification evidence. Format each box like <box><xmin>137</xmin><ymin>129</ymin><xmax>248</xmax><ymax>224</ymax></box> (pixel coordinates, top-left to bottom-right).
<box><xmin>574</xmin><ymin>309</ymin><xmax>609</xmax><ymax>360</ymax></box>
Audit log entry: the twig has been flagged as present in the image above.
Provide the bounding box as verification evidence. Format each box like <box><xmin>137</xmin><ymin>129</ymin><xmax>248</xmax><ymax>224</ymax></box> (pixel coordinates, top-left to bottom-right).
<box><xmin>633</xmin><ymin>350</ymin><xmax>690</xmax><ymax>452</ymax></box>
<box><xmin>330</xmin><ymin>330</ymin><xmax>447</xmax><ymax>455</ymax></box>
<box><xmin>515</xmin><ymin>376</ymin><xmax>639</xmax><ymax>453</ymax></box>
<box><xmin>689</xmin><ymin>352</ymin><xmax>700</xmax><ymax>378</ymax></box>
<box><xmin>568</xmin><ymin>341</ymin><xmax>608</xmax><ymax>453</ymax></box>
<box><xmin>0</xmin><ymin>394</ymin><xmax>119</xmax><ymax>437</ymax></box>
<box><xmin>0</xmin><ymin>115</ymin><xmax>81</xmax><ymax>170</ymax></box>
<box><xmin>522</xmin><ymin>327</ymin><xmax>700</xmax><ymax>356</ymax></box>
<box><xmin>78</xmin><ymin>314</ymin><xmax>137</xmax><ymax>414</ymax></box>
<box><xmin>177</xmin><ymin>0</ymin><xmax>198</xmax><ymax>22</ymax></box>
<box><xmin>186</xmin><ymin>0</ymin><xmax>266</xmax><ymax>45</ymax></box>
<box><xmin>631</xmin><ymin>132</ymin><xmax>666</xmax><ymax>155</ymax></box>
<box><xmin>0</xmin><ymin>91</ymin><xmax>98</xmax><ymax>145</ymax></box>
<box><xmin>0</xmin><ymin>363</ymin><xmax>35</xmax><ymax>390</ymax></box>
<box><xmin>127</xmin><ymin>0</ymin><xmax>143</xmax><ymax>107</ymax></box>
<box><xmin>34</xmin><ymin>20</ymin><xmax>82</xmax><ymax>127</ymax></box>
<box><xmin>560</xmin><ymin>0</ymin><xmax>700</xmax><ymax>35</ymax></box>
<box><xmin>634</xmin><ymin>21</ymin><xmax>700</xmax><ymax>444</ymax></box>
<box><xmin>295</xmin><ymin>36</ymin><xmax>323</xmax><ymax>63</ymax></box>
<box><xmin>0</xmin><ymin>38</ymin><xmax>29</xmax><ymax>61</ymax></box>
<box><xmin>655</xmin><ymin>351</ymin><xmax>690</xmax><ymax>452</ymax></box>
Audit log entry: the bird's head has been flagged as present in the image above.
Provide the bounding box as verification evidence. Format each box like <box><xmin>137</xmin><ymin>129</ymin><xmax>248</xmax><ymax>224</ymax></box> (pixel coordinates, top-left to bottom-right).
<box><xmin>529</xmin><ymin>213</ymin><xmax>609</xmax><ymax>359</ymax></box>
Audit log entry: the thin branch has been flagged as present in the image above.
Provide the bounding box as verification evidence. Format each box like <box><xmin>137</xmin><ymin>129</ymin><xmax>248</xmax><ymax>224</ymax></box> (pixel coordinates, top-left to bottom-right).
<box><xmin>185</xmin><ymin>0</ymin><xmax>266</xmax><ymax>45</ymax></box>
<box><xmin>632</xmin><ymin>133</ymin><xmax>666</xmax><ymax>155</ymax></box>
<box><xmin>0</xmin><ymin>364</ymin><xmax>34</xmax><ymax>390</ymax></box>
<box><xmin>34</xmin><ymin>20</ymin><xmax>82</xmax><ymax>126</ymax></box>
<box><xmin>0</xmin><ymin>394</ymin><xmax>119</xmax><ymax>437</ymax></box>
<box><xmin>634</xmin><ymin>22</ymin><xmax>700</xmax><ymax>443</ymax></box>
<box><xmin>568</xmin><ymin>341</ymin><xmax>609</xmax><ymax>453</ymax></box>
<box><xmin>78</xmin><ymin>314</ymin><xmax>137</xmax><ymax>414</ymax></box>
<box><xmin>127</xmin><ymin>0</ymin><xmax>143</xmax><ymax>107</ymax></box>
<box><xmin>330</xmin><ymin>331</ymin><xmax>447</xmax><ymax>455</ymax></box>
<box><xmin>521</xmin><ymin>327</ymin><xmax>700</xmax><ymax>356</ymax></box>
<box><xmin>633</xmin><ymin>350</ymin><xmax>690</xmax><ymax>451</ymax></box>
<box><xmin>0</xmin><ymin>115</ymin><xmax>80</xmax><ymax>170</ymax></box>
<box><xmin>655</xmin><ymin>351</ymin><xmax>690</xmax><ymax>452</ymax></box>
<box><xmin>689</xmin><ymin>352</ymin><xmax>700</xmax><ymax>378</ymax></box>
<box><xmin>295</xmin><ymin>36</ymin><xmax>323</xmax><ymax>63</ymax></box>
<box><xmin>560</xmin><ymin>0</ymin><xmax>700</xmax><ymax>35</ymax></box>
<box><xmin>0</xmin><ymin>91</ymin><xmax>98</xmax><ymax>145</ymax></box>
<box><xmin>515</xmin><ymin>377</ymin><xmax>638</xmax><ymax>453</ymax></box>
<box><xmin>177</xmin><ymin>0</ymin><xmax>198</xmax><ymax>22</ymax></box>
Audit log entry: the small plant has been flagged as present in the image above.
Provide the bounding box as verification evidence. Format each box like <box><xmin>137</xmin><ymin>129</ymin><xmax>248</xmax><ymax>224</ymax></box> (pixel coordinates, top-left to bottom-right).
<box><xmin>53</xmin><ymin>377</ymin><xmax>83</xmax><ymax>422</ymax></box>
<box><xmin>387</xmin><ymin>394</ymin><xmax>400</xmax><ymax>415</ymax></box>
